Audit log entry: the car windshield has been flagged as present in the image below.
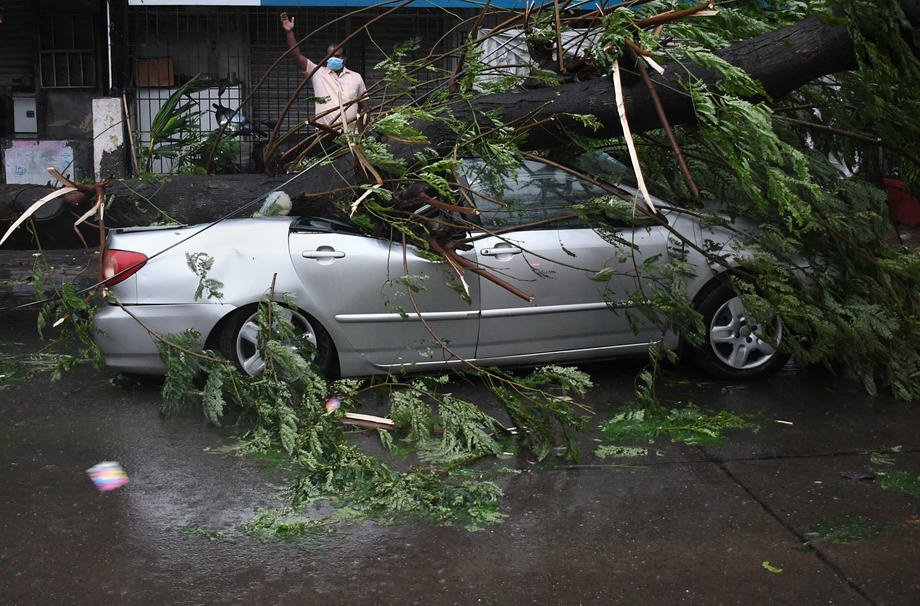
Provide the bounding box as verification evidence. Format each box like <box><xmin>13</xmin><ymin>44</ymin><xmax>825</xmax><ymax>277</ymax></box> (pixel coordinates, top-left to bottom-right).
<box><xmin>566</xmin><ymin>150</ymin><xmax>638</xmax><ymax>189</ymax></box>
<box><xmin>460</xmin><ymin>158</ymin><xmax>604</xmax><ymax>227</ymax></box>
<box><xmin>458</xmin><ymin>152</ymin><xmax>654</xmax><ymax>230</ymax></box>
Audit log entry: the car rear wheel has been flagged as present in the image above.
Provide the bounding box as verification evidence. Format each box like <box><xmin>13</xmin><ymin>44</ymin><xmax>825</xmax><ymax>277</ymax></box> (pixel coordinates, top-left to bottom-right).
<box><xmin>218</xmin><ymin>305</ymin><xmax>335</xmax><ymax>377</ymax></box>
<box><xmin>690</xmin><ymin>282</ymin><xmax>789</xmax><ymax>380</ymax></box>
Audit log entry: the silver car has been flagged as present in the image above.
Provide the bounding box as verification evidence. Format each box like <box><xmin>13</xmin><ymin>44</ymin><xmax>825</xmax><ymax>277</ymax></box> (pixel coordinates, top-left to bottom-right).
<box><xmin>93</xmin><ymin>155</ymin><xmax>786</xmax><ymax>380</ymax></box>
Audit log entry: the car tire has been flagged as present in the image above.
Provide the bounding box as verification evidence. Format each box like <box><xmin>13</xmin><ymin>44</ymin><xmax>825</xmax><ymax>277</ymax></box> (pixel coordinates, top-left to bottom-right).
<box><xmin>218</xmin><ymin>305</ymin><xmax>336</xmax><ymax>377</ymax></box>
<box><xmin>690</xmin><ymin>282</ymin><xmax>789</xmax><ymax>380</ymax></box>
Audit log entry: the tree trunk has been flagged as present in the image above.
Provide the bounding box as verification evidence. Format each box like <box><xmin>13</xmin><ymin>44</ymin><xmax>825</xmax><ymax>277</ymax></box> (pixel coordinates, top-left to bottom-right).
<box><xmin>406</xmin><ymin>12</ymin><xmax>857</xmax><ymax>154</ymax></box>
<box><xmin>103</xmin><ymin>153</ymin><xmax>361</xmax><ymax>224</ymax></box>
<box><xmin>1</xmin><ymin>156</ymin><xmax>360</xmax><ymax>248</ymax></box>
<box><xmin>0</xmin><ymin>185</ymin><xmax>98</xmax><ymax>249</ymax></box>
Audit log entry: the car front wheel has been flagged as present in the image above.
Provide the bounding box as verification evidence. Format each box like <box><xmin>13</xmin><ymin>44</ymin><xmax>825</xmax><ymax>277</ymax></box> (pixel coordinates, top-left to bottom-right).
<box><xmin>218</xmin><ymin>305</ymin><xmax>335</xmax><ymax>377</ymax></box>
<box><xmin>690</xmin><ymin>282</ymin><xmax>789</xmax><ymax>380</ymax></box>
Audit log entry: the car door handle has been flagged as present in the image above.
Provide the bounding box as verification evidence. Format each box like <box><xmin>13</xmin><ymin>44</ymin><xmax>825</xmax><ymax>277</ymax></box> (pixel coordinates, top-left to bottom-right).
<box><xmin>480</xmin><ymin>246</ymin><xmax>522</xmax><ymax>256</ymax></box>
<box><xmin>302</xmin><ymin>248</ymin><xmax>345</xmax><ymax>259</ymax></box>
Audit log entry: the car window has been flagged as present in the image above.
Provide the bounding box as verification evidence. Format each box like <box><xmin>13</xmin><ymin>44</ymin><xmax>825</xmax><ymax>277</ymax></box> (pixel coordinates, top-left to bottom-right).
<box><xmin>459</xmin><ymin>155</ymin><xmax>662</xmax><ymax>231</ymax></box>
<box><xmin>290</xmin><ymin>216</ymin><xmax>363</xmax><ymax>235</ymax></box>
<box><xmin>461</xmin><ymin>158</ymin><xmax>599</xmax><ymax>230</ymax></box>
<box><xmin>566</xmin><ymin>150</ymin><xmax>637</xmax><ymax>188</ymax></box>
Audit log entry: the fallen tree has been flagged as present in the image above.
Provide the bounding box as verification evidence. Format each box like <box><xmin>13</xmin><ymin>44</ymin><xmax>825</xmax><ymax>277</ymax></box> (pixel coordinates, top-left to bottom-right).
<box><xmin>0</xmin><ymin>4</ymin><xmax>917</xmax><ymax>539</ymax></box>
<box><xmin>4</xmin><ymin>1</ymin><xmax>920</xmax><ymax>402</ymax></box>
<box><xmin>4</xmin><ymin>1</ymin><xmax>919</xmax><ymax>241</ymax></box>
<box><xmin>1</xmin><ymin>4</ymin><xmax>918</xmax><ymax>546</ymax></box>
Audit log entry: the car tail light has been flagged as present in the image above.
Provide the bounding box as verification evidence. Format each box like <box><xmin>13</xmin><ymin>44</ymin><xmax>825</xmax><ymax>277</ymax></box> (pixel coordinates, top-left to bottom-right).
<box><xmin>102</xmin><ymin>249</ymin><xmax>148</xmax><ymax>287</ymax></box>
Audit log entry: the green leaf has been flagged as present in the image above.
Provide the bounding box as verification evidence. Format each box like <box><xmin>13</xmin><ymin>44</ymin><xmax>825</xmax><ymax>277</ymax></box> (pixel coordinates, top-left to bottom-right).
<box><xmin>590</xmin><ymin>267</ymin><xmax>615</xmax><ymax>282</ymax></box>
<box><xmin>761</xmin><ymin>561</ymin><xmax>783</xmax><ymax>574</ymax></box>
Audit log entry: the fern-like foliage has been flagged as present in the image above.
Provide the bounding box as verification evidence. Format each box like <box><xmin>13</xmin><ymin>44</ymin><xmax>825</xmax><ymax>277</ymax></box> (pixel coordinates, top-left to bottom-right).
<box><xmin>151</xmin><ymin>297</ymin><xmax>592</xmax><ymax>530</ymax></box>
<box><xmin>488</xmin><ymin>365</ymin><xmax>591</xmax><ymax>461</ymax></box>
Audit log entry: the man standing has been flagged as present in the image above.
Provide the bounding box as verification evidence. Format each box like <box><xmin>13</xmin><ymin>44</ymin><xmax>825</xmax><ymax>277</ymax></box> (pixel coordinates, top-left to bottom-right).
<box><xmin>280</xmin><ymin>12</ymin><xmax>369</xmax><ymax>134</ymax></box>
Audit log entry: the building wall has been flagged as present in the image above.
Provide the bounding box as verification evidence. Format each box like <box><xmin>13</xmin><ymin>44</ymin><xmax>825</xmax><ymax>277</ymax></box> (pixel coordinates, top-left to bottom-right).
<box><xmin>0</xmin><ymin>1</ymin><xmax>38</xmax><ymax>143</ymax></box>
<box><xmin>1</xmin><ymin>0</ymin><xmax>103</xmax><ymax>183</ymax></box>
<box><xmin>2</xmin><ymin>2</ymin><xmax>492</xmax><ymax>180</ymax></box>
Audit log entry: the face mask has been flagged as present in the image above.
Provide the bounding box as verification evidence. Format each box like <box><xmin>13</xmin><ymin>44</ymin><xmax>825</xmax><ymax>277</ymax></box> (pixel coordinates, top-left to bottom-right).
<box><xmin>326</xmin><ymin>57</ymin><xmax>344</xmax><ymax>71</ymax></box>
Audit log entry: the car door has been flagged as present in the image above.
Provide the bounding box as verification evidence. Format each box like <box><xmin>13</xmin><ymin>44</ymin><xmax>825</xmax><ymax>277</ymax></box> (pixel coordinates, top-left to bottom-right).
<box><xmin>463</xmin><ymin>158</ymin><xmax>668</xmax><ymax>361</ymax></box>
<box><xmin>288</xmin><ymin>218</ymin><xmax>479</xmax><ymax>370</ymax></box>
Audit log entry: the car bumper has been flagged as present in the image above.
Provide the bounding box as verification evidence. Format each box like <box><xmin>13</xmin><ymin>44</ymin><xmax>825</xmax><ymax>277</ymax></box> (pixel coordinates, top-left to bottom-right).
<box><xmin>93</xmin><ymin>303</ymin><xmax>233</xmax><ymax>375</ymax></box>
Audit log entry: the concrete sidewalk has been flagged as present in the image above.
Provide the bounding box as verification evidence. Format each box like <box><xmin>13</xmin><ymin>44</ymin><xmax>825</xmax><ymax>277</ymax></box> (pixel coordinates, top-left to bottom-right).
<box><xmin>640</xmin><ymin>372</ymin><xmax>920</xmax><ymax>605</ymax></box>
<box><xmin>1</xmin><ymin>306</ymin><xmax>918</xmax><ymax>604</ymax></box>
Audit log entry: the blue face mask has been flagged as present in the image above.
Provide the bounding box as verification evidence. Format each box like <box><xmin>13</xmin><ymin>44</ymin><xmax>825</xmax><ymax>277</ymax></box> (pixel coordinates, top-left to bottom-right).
<box><xmin>326</xmin><ymin>57</ymin><xmax>344</xmax><ymax>71</ymax></box>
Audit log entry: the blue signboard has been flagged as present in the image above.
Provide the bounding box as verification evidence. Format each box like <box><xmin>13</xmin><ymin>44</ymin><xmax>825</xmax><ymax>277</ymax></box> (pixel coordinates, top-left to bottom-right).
<box><xmin>128</xmin><ymin>1</ymin><xmax>538</xmax><ymax>7</ymax></box>
<box><xmin>267</xmin><ymin>0</ymin><xmax>532</xmax><ymax>6</ymax></box>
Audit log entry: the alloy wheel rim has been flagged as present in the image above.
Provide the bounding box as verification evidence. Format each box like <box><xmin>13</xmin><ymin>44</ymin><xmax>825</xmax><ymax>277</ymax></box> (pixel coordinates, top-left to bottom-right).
<box><xmin>235</xmin><ymin>308</ymin><xmax>318</xmax><ymax>375</ymax></box>
<box><xmin>708</xmin><ymin>296</ymin><xmax>781</xmax><ymax>370</ymax></box>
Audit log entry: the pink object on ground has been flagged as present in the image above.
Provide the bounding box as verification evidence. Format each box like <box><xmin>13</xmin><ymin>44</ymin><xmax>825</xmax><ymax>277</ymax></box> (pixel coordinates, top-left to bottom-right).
<box><xmin>86</xmin><ymin>461</ymin><xmax>129</xmax><ymax>492</ymax></box>
<box><xmin>324</xmin><ymin>396</ymin><xmax>342</xmax><ymax>414</ymax></box>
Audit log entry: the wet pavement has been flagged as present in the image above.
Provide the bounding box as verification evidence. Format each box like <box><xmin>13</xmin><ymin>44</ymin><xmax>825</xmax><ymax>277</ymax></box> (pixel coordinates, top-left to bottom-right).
<box><xmin>1</xmin><ymin>252</ymin><xmax>919</xmax><ymax>604</ymax></box>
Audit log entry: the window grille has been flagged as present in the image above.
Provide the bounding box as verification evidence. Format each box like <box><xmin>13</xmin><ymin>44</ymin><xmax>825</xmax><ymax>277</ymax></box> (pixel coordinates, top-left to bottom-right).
<box><xmin>40</xmin><ymin>13</ymin><xmax>98</xmax><ymax>88</ymax></box>
<box><xmin>124</xmin><ymin>5</ymin><xmax>467</xmax><ymax>173</ymax></box>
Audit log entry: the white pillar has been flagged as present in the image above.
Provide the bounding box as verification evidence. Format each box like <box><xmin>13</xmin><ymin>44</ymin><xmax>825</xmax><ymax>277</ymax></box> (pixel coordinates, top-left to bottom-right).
<box><xmin>92</xmin><ymin>97</ymin><xmax>126</xmax><ymax>180</ymax></box>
